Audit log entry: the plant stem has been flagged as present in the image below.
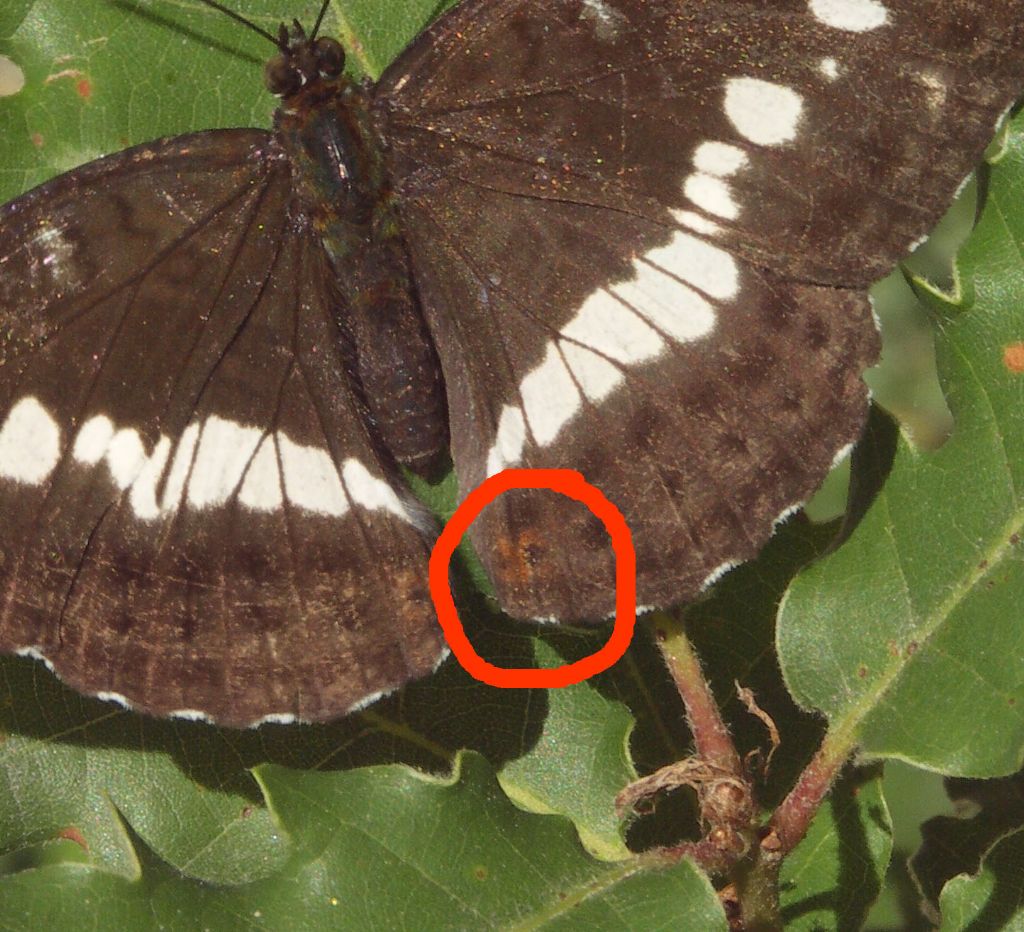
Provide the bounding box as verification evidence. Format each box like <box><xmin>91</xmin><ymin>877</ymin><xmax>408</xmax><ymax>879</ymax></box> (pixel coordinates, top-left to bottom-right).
<box><xmin>767</xmin><ymin>725</ymin><xmax>856</xmax><ymax>854</ymax></box>
<box><xmin>731</xmin><ymin>724</ymin><xmax>858</xmax><ymax>928</ymax></box>
<box><xmin>644</xmin><ymin>613</ymin><xmax>859</xmax><ymax>929</ymax></box>
<box><xmin>732</xmin><ymin>855</ymin><xmax>783</xmax><ymax>932</ymax></box>
<box><xmin>649</xmin><ymin>611</ymin><xmax>742</xmax><ymax>775</ymax></box>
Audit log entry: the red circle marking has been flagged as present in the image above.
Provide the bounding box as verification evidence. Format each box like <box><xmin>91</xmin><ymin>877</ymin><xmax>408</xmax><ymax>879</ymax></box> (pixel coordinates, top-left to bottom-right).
<box><xmin>429</xmin><ymin>469</ymin><xmax>636</xmax><ymax>688</ymax></box>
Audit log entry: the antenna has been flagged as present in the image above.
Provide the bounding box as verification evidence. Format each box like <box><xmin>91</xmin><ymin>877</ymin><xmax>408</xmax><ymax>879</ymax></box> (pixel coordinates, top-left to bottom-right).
<box><xmin>193</xmin><ymin>0</ymin><xmax>290</xmax><ymax>49</ymax></box>
<box><xmin>310</xmin><ymin>0</ymin><xmax>332</xmax><ymax>40</ymax></box>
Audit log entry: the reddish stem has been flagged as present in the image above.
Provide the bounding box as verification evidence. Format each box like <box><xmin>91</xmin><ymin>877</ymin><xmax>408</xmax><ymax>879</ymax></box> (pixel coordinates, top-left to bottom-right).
<box><xmin>766</xmin><ymin>727</ymin><xmax>854</xmax><ymax>854</ymax></box>
<box><xmin>650</xmin><ymin>612</ymin><xmax>743</xmax><ymax>776</ymax></box>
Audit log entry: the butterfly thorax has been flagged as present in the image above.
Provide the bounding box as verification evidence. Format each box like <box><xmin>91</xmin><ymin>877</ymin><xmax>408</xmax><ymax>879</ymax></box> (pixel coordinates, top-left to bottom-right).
<box><xmin>272</xmin><ymin>39</ymin><xmax>448</xmax><ymax>473</ymax></box>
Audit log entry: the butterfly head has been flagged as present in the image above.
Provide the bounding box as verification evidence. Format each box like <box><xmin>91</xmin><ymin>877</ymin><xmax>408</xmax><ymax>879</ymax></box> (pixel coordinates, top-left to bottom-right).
<box><xmin>265</xmin><ymin>21</ymin><xmax>345</xmax><ymax>98</ymax></box>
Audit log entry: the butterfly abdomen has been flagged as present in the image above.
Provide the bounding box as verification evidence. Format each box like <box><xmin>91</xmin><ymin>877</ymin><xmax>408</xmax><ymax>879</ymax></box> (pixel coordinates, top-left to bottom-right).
<box><xmin>342</xmin><ymin>238</ymin><xmax>450</xmax><ymax>473</ymax></box>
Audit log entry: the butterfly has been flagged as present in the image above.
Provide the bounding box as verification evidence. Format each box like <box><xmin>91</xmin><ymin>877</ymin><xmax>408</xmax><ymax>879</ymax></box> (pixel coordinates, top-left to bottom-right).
<box><xmin>1</xmin><ymin>0</ymin><xmax>1022</xmax><ymax>727</ymax></box>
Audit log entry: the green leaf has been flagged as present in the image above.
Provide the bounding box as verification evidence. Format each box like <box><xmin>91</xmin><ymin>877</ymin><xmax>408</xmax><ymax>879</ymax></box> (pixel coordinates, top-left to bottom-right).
<box><xmin>939</xmin><ymin>827</ymin><xmax>1024</xmax><ymax>931</ymax></box>
<box><xmin>912</xmin><ymin>770</ymin><xmax>1024</xmax><ymax>913</ymax></box>
<box><xmin>0</xmin><ymin>752</ymin><xmax>728</xmax><ymax>930</ymax></box>
<box><xmin>496</xmin><ymin>638</ymin><xmax>637</xmax><ymax>861</ymax></box>
<box><xmin>777</xmin><ymin>109</ymin><xmax>1024</xmax><ymax>777</ymax></box>
<box><xmin>780</xmin><ymin>766</ymin><xmax>893</xmax><ymax>932</ymax></box>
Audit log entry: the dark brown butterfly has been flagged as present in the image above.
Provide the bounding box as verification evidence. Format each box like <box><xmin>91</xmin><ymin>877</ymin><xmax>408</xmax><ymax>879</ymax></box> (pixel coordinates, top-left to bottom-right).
<box><xmin>1</xmin><ymin>0</ymin><xmax>1022</xmax><ymax>726</ymax></box>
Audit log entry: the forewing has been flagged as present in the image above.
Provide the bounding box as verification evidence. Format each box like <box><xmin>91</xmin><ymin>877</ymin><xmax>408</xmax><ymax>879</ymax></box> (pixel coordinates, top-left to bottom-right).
<box><xmin>381</xmin><ymin>0</ymin><xmax>1024</xmax><ymax>285</ymax></box>
<box><xmin>377</xmin><ymin>0</ymin><xmax>1024</xmax><ymax>618</ymax></box>
<box><xmin>0</xmin><ymin>133</ymin><xmax>445</xmax><ymax>725</ymax></box>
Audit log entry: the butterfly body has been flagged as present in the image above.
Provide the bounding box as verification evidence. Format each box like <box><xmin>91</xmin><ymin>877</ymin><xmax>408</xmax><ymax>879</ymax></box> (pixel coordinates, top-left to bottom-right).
<box><xmin>1</xmin><ymin>0</ymin><xmax>1023</xmax><ymax>725</ymax></box>
<box><xmin>273</xmin><ymin>35</ymin><xmax>449</xmax><ymax>470</ymax></box>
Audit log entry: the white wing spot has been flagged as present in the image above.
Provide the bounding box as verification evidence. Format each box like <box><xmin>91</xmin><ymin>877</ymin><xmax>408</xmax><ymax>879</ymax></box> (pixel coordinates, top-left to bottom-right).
<box><xmin>649</xmin><ymin>228</ymin><xmax>739</xmax><ymax>300</ymax></box>
<box><xmin>685</xmin><ymin>142</ymin><xmax>747</xmax><ymax>219</ymax></box>
<box><xmin>724</xmin><ymin>77</ymin><xmax>804</xmax><ymax>146</ymax></box>
<box><xmin>73</xmin><ymin>415</ymin><xmax>115</xmax><ymax>464</ymax></box>
<box><xmin>561</xmin><ymin>288</ymin><xmax>664</xmax><ymax>364</ymax></box>
<box><xmin>684</xmin><ymin>173</ymin><xmax>740</xmax><ymax>220</ymax></box>
<box><xmin>487</xmin><ymin>405</ymin><xmax>527</xmax><ymax>477</ymax></box>
<box><xmin>485</xmin><ymin>224</ymin><xmax>736</xmax><ymax>469</ymax></box>
<box><xmin>9</xmin><ymin>399</ymin><xmax>411</xmax><ymax>524</ymax></box>
<box><xmin>342</xmin><ymin>458</ymin><xmax>407</xmax><ymax>518</ymax></box>
<box><xmin>73</xmin><ymin>415</ymin><xmax>174</xmax><ymax>515</ymax></box>
<box><xmin>278</xmin><ymin>434</ymin><xmax>348</xmax><ymax>517</ymax></box>
<box><xmin>187</xmin><ymin>415</ymin><xmax>263</xmax><ymax>509</ymax></box>
<box><xmin>560</xmin><ymin>342</ymin><xmax>622</xmax><ymax>404</ymax></box>
<box><xmin>519</xmin><ymin>344</ymin><xmax>583</xmax><ymax>447</ymax></box>
<box><xmin>675</xmin><ymin>211</ymin><xmax>723</xmax><ymax>237</ymax></box>
<box><xmin>162</xmin><ymin>422</ymin><xmax>200</xmax><ymax>512</ymax></box>
<box><xmin>809</xmin><ymin>0</ymin><xmax>888</xmax><ymax>32</ymax></box>
<box><xmin>105</xmin><ymin>429</ymin><xmax>147</xmax><ymax>489</ymax></box>
<box><xmin>129</xmin><ymin>437</ymin><xmax>172</xmax><ymax>520</ymax></box>
<box><xmin>819</xmin><ymin>57</ymin><xmax>840</xmax><ymax>80</ymax></box>
<box><xmin>692</xmin><ymin>141</ymin><xmax>748</xmax><ymax>177</ymax></box>
<box><xmin>617</xmin><ymin>261</ymin><xmax>716</xmax><ymax>343</ymax></box>
<box><xmin>0</xmin><ymin>397</ymin><xmax>61</xmax><ymax>485</ymax></box>
<box><xmin>239</xmin><ymin>434</ymin><xmax>283</xmax><ymax>511</ymax></box>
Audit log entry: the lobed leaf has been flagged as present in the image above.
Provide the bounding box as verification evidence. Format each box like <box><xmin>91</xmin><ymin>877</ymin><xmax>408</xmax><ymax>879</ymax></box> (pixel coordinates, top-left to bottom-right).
<box><xmin>777</xmin><ymin>109</ymin><xmax>1024</xmax><ymax>777</ymax></box>
<box><xmin>0</xmin><ymin>752</ymin><xmax>727</xmax><ymax>929</ymax></box>
<box><xmin>938</xmin><ymin>827</ymin><xmax>1024</xmax><ymax>931</ymax></box>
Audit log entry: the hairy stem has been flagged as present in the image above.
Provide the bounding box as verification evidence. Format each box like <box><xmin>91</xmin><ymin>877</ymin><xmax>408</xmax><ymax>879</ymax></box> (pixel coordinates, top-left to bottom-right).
<box><xmin>654</xmin><ymin>609</ymin><xmax>857</xmax><ymax>926</ymax></box>
<box><xmin>733</xmin><ymin>855</ymin><xmax>783</xmax><ymax>932</ymax></box>
<box><xmin>650</xmin><ymin>611</ymin><xmax>743</xmax><ymax>775</ymax></box>
<box><xmin>641</xmin><ymin>613</ymin><xmax>860</xmax><ymax>928</ymax></box>
<box><xmin>766</xmin><ymin>724</ymin><xmax>856</xmax><ymax>854</ymax></box>
<box><xmin>733</xmin><ymin>725</ymin><xmax>858</xmax><ymax>929</ymax></box>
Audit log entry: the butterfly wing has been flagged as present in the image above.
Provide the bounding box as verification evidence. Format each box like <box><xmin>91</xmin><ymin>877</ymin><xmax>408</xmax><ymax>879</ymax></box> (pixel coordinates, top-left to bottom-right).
<box><xmin>376</xmin><ymin>0</ymin><xmax>1024</xmax><ymax>618</ymax></box>
<box><xmin>0</xmin><ymin>131</ymin><xmax>445</xmax><ymax>725</ymax></box>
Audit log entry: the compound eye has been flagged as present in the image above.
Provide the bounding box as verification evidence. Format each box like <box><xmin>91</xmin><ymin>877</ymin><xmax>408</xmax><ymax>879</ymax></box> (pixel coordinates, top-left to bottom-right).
<box><xmin>314</xmin><ymin>37</ymin><xmax>345</xmax><ymax>77</ymax></box>
<box><xmin>264</xmin><ymin>55</ymin><xmax>302</xmax><ymax>97</ymax></box>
